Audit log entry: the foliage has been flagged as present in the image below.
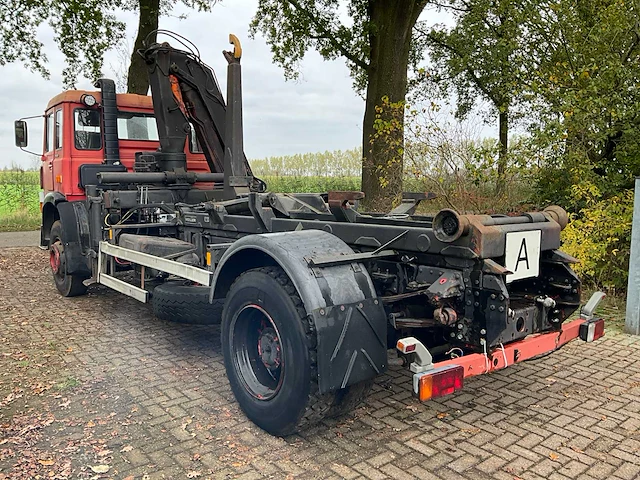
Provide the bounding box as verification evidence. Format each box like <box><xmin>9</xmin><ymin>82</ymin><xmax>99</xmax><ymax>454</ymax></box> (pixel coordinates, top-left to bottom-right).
<box><xmin>0</xmin><ymin>169</ymin><xmax>40</xmax><ymax>232</ymax></box>
<box><xmin>1</xmin><ymin>0</ymin><xmax>214</xmax><ymax>88</ymax></box>
<box><xmin>403</xmin><ymin>102</ymin><xmax>536</xmax><ymax>214</ymax></box>
<box><xmin>251</xmin><ymin>0</ymin><xmax>428</xmax><ymax>211</ymax></box>
<box><xmin>366</xmin><ymin>96</ymin><xmax>405</xmax><ymax>206</ymax></box>
<box><xmin>1</xmin><ymin>0</ymin><xmax>125</xmax><ymax>86</ymax></box>
<box><xmin>561</xmin><ymin>183</ymin><xmax>633</xmax><ymax>292</ymax></box>
<box><xmin>251</xmin><ymin>148</ymin><xmax>361</xmax><ymax>177</ymax></box>
<box><xmin>525</xmin><ymin>0</ymin><xmax>640</xmax><ymax>207</ymax></box>
<box><xmin>262</xmin><ymin>175</ymin><xmax>361</xmax><ymax>193</ymax></box>
<box><xmin>250</xmin><ymin>0</ymin><xmax>369</xmax><ymax>89</ymax></box>
<box><xmin>422</xmin><ymin>0</ymin><xmax>530</xmax><ymax>196</ymax></box>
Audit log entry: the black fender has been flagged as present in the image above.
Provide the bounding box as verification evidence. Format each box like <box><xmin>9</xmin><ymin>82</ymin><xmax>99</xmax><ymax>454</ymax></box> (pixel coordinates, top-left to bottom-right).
<box><xmin>55</xmin><ymin>201</ymin><xmax>92</xmax><ymax>276</ymax></box>
<box><xmin>211</xmin><ymin>230</ymin><xmax>387</xmax><ymax>393</ymax></box>
<box><xmin>40</xmin><ymin>192</ymin><xmax>66</xmax><ymax>247</ymax></box>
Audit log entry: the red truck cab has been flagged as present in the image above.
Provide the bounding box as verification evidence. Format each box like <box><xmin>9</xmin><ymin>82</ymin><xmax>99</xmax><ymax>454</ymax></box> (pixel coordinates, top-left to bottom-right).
<box><xmin>30</xmin><ymin>89</ymin><xmax>209</xmax><ymax>246</ymax></box>
<box><xmin>41</xmin><ymin>90</ymin><xmax>209</xmax><ymax>201</ymax></box>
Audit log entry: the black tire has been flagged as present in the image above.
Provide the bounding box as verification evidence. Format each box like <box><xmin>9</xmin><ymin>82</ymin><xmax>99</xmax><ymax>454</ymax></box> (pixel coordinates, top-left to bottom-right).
<box><xmin>328</xmin><ymin>380</ymin><xmax>373</xmax><ymax>418</ymax></box>
<box><xmin>152</xmin><ymin>282</ymin><xmax>224</xmax><ymax>325</ymax></box>
<box><xmin>49</xmin><ymin>220</ymin><xmax>88</xmax><ymax>297</ymax></box>
<box><xmin>221</xmin><ymin>266</ymin><xmax>372</xmax><ymax>436</ymax></box>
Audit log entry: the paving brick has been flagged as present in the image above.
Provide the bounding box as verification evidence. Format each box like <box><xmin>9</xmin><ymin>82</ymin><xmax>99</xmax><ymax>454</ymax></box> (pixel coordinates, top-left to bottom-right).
<box><xmin>2</xmin><ymin>247</ymin><xmax>640</xmax><ymax>480</ymax></box>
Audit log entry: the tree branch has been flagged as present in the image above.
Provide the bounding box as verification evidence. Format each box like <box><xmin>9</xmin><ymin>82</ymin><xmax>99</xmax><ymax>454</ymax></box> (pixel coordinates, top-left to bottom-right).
<box><xmin>284</xmin><ymin>0</ymin><xmax>369</xmax><ymax>70</ymax></box>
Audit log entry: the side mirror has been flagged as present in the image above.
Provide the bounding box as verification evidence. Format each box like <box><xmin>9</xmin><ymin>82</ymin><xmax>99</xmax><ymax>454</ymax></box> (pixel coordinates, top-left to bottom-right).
<box><xmin>14</xmin><ymin>120</ymin><xmax>28</xmax><ymax>148</ymax></box>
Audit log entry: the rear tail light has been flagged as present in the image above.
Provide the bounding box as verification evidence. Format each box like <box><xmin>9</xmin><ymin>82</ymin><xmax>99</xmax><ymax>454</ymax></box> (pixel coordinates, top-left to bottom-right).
<box><xmin>579</xmin><ymin>318</ymin><xmax>605</xmax><ymax>342</ymax></box>
<box><xmin>413</xmin><ymin>365</ymin><xmax>464</xmax><ymax>401</ymax></box>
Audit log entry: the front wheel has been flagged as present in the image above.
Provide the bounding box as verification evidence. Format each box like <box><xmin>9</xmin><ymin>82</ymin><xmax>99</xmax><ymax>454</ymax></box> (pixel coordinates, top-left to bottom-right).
<box><xmin>221</xmin><ymin>266</ymin><xmax>372</xmax><ymax>436</ymax></box>
<box><xmin>49</xmin><ymin>220</ymin><xmax>88</xmax><ymax>297</ymax></box>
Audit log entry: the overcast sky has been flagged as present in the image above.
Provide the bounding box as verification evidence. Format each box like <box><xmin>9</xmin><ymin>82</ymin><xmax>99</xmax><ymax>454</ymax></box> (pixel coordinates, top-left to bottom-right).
<box><xmin>1</xmin><ymin>1</ymin><xmax>457</xmax><ymax>170</ymax></box>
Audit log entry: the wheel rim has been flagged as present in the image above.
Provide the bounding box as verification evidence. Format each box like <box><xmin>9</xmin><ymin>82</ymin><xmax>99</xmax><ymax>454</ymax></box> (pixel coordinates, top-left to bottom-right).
<box><xmin>49</xmin><ymin>241</ymin><xmax>64</xmax><ymax>279</ymax></box>
<box><xmin>230</xmin><ymin>304</ymin><xmax>284</xmax><ymax>400</ymax></box>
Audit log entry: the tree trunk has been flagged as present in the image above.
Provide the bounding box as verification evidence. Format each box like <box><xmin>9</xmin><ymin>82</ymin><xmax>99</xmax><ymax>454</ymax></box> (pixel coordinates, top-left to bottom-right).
<box><xmin>127</xmin><ymin>0</ymin><xmax>160</xmax><ymax>95</ymax></box>
<box><xmin>361</xmin><ymin>0</ymin><xmax>426</xmax><ymax>212</ymax></box>
<box><xmin>496</xmin><ymin>107</ymin><xmax>508</xmax><ymax>197</ymax></box>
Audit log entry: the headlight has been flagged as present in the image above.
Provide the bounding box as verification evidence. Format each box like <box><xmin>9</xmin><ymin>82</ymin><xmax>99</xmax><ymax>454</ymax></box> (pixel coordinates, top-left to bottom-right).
<box><xmin>81</xmin><ymin>94</ymin><xmax>97</xmax><ymax>107</ymax></box>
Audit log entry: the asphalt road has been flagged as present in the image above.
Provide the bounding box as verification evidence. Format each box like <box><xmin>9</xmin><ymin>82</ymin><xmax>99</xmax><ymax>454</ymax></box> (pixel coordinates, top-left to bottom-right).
<box><xmin>0</xmin><ymin>230</ymin><xmax>40</xmax><ymax>248</ymax></box>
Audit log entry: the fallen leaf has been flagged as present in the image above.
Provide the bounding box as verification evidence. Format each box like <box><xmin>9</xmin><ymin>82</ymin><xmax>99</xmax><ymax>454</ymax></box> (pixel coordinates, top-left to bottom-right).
<box><xmin>90</xmin><ymin>465</ymin><xmax>110</xmax><ymax>473</ymax></box>
<box><xmin>549</xmin><ymin>453</ymin><xmax>560</xmax><ymax>461</ymax></box>
<box><xmin>123</xmin><ymin>477</ymin><xmax>135</xmax><ymax>480</ymax></box>
<box><xmin>38</xmin><ymin>459</ymin><xmax>55</xmax><ymax>466</ymax></box>
<box><xmin>87</xmin><ymin>420</ymin><xmax>95</xmax><ymax>428</ymax></box>
<box><xmin>437</xmin><ymin>412</ymin><xmax>449</xmax><ymax>419</ymax></box>
<box><xmin>120</xmin><ymin>445</ymin><xmax>133</xmax><ymax>453</ymax></box>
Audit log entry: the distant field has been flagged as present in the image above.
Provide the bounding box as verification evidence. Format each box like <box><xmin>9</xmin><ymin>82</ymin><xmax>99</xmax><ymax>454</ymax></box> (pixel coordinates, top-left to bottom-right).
<box><xmin>0</xmin><ymin>170</ymin><xmax>40</xmax><ymax>232</ymax></box>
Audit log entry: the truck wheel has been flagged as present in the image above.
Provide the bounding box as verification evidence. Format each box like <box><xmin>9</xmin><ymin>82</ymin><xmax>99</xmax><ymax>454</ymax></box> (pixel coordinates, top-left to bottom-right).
<box><xmin>49</xmin><ymin>220</ymin><xmax>88</xmax><ymax>297</ymax></box>
<box><xmin>152</xmin><ymin>282</ymin><xmax>224</xmax><ymax>325</ymax></box>
<box><xmin>327</xmin><ymin>380</ymin><xmax>373</xmax><ymax>418</ymax></box>
<box><xmin>221</xmin><ymin>266</ymin><xmax>371</xmax><ymax>435</ymax></box>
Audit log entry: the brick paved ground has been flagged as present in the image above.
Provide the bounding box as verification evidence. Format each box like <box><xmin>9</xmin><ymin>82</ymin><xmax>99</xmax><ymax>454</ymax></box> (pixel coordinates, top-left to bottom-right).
<box><xmin>1</xmin><ymin>246</ymin><xmax>639</xmax><ymax>480</ymax></box>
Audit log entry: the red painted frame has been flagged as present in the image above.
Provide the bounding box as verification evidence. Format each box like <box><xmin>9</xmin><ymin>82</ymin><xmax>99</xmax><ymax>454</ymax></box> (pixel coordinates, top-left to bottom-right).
<box><xmin>435</xmin><ymin>318</ymin><xmax>590</xmax><ymax>378</ymax></box>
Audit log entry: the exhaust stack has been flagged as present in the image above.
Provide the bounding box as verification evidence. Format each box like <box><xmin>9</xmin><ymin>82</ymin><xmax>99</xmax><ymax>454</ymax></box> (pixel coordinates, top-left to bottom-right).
<box><xmin>95</xmin><ymin>79</ymin><xmax>120</xmax><ymax>165</ymax></box>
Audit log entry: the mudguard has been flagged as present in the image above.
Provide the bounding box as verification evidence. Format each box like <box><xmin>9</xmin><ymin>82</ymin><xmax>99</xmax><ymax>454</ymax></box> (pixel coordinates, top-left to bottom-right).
<box><xmin>40</xmin><ymin>192</ymin><xmax>67</xmax><ymax>247</ymax></box>
<box><xmin>212</xmin><ymin>230</ymin><xmax>388</xmax><ymax>393</ymax></box>
<box><xmin>56</xmin><ymin>201</ymin><xmax>92</xmax><ymax>276</ymax></box>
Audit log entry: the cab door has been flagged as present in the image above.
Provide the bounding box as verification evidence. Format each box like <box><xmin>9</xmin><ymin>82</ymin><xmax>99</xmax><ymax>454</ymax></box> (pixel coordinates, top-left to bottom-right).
<box><xmin>42</xmin><ymin>107</ymin><xmax>66</xmax><ymax>195</ymax></box>
<box><xmin>41</xmin><ymin>110</ymin><xmax>55</xmax><ymax>193</ymax></box>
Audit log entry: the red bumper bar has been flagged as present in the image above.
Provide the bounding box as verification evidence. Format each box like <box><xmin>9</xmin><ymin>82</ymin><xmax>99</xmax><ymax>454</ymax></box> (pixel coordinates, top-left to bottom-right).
<box><xmin>435</xmin><ymin>317</ymin><xmax>589</xmax><ymax>378</ymax></box>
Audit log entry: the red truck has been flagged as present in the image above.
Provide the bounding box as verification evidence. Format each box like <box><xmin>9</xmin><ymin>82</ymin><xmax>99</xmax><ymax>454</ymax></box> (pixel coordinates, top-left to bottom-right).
<box><xmin>15</xmin><ymin>32</ymin><xmax>606</xmax><ymax>436</ymax></box>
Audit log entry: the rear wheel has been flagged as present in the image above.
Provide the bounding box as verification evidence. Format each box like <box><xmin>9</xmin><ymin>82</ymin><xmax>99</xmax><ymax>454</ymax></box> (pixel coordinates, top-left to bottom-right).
<box><xmin>221</xmin><ymin>266</ymin><xmax>372</xmax><ymax>436</ymax></box>
<box><xmin>49</xmin><ymin>220</ymin><xmax>88</xmax><ymax>297</ymax></box>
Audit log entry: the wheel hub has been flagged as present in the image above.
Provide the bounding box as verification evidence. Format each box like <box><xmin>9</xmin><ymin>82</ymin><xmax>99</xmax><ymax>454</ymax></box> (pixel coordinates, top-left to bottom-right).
<box><xmin>257</xmin><ymin>327</ymin><xmax>281</xmax><ymax>370</ymax></box>
<box><xmin>50</xmin><ymin>243</ymin><xmax>63</xmax><ymax>274</ymax></box>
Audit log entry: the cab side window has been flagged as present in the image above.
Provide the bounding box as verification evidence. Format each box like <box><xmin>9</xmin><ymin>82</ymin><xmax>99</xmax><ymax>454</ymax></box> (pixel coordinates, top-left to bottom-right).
<box><xmin>55</xmin><ymin>109</ymin><xmax>63</xmax><ymax>150</ymax></box>
<box><xmin>74</xmin><ymin>109</ymin><xmax>102</xmax><ymax>150</ymax></box>
<box><xmin>45</xmin><ymin>112</ymin><xmax>54</xmax><ymax>152</ymax></box>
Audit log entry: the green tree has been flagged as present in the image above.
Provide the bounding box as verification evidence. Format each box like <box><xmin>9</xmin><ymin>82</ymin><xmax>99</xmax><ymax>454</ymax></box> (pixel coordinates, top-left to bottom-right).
<box><xmin>1</xmin><ymin>0</ymin><xmax>125</xmax><ymax>87</ymax></box>
<box><xmin>127</xmin><ymin>0</ymin><xmax>215</xmax><ymax>94</ymax></box>
<box><xmin>525</xmin><ymin>0</ymin><xmax>640</xmax><ymax>207</ymax></box>
<box><xmin>1</xmin><ymin>0</ymin><xmax>214</xmax><ymax>91</ymax></box>
<box><xmin>251</xmin><ymin>0</ymin><xmax>428</xmax><ymax>211</ymax></box>
<box><xmin>423</xmin><ymin>0</ymin><xmax>528</xmax><ymax>196</ymax></box>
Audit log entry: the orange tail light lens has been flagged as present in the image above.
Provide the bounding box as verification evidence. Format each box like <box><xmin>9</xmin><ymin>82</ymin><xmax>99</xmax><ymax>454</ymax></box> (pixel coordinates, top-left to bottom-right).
<box><xmin>414</xmin><ymin>365</ymin><xmax>464</xmax><ymax>401</ymax></box>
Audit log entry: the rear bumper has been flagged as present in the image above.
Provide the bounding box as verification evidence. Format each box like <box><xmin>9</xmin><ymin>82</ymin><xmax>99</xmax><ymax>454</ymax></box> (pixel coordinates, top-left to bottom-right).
<box><xmin>436</xmin><ymin>317</ymin><xmax>594</xmax><ymax>378</ymax></box>
<box><xmin>398</xmin><ymin>316</ymin><xmax>605</xmax><ymax>401</ymax></box>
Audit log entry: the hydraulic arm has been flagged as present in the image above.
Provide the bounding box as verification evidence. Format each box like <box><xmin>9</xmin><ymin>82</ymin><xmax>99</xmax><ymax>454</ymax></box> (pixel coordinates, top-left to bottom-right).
<box><xmin>141</xmin><ymin>32</ymin><xmax>259</xmax><ymax>198</ymax></box>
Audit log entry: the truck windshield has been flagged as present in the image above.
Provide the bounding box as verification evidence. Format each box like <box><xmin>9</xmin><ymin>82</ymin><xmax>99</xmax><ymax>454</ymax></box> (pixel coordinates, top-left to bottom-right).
<box><xmin>118</xmin><ymin>112</ymin><xmax>159</xmax><ymax>141</ymax></box>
